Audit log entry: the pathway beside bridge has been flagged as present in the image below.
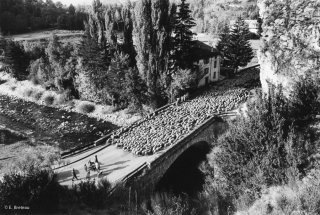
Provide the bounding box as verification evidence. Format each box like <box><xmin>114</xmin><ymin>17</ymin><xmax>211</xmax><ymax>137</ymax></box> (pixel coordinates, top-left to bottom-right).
<box><xmin>55</xmin><ymin>66</ymin><xmax>260</xmax><ymax>187</ymax></box>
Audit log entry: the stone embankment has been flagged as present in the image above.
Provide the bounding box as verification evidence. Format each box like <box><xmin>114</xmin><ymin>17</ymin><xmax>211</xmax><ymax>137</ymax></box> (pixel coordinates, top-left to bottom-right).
<box><xmin>110</xmin><ymin>68</ymin><xmax>259</xmax><ymax>156</ymax></box>
<box><xmin>258</xmin><ymin>0</ymin><xmax>320</xmax><ymax>95</ymax></box>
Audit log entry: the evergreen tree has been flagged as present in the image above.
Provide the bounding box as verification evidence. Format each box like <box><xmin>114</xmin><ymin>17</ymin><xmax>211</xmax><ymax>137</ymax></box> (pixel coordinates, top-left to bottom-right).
<box><xmin>78</xmin><ymin>23</ymin><xmax>111</xmax><ymax>104</ymax></box>
<box><xmin>172</xmin><ymin>0</ymin><xmax>196</xmax><ymax>69</ymax></box>
<box><xmin>3</xmin><ymin>39</ymin><xmax>29</xmax><ymax>80</ymax></box>
<box><xmin>125</xmin><ymin>67</ymin><xmax>147</xmax><ymax>111</ymax></box>
<box><xmin>107</xmin><ymin>51</ymin><xmax>130</xmax><ymax>107</ymax></box>
<box><xmin>217</xmin><ymin>23</ymin><xmax>230</xmax><ymax>67</ymax></box>
<box><xmin>217</xmin><ymin>17</ymin><xmax>253</xmax><ymax>76</ymax></box>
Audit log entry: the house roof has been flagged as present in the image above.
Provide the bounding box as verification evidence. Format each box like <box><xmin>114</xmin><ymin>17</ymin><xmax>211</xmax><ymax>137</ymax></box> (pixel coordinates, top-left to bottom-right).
<box><xmin>190</xmin><ymin>40</ymin><xmax>220</xmax><ymax>61</ymax></box>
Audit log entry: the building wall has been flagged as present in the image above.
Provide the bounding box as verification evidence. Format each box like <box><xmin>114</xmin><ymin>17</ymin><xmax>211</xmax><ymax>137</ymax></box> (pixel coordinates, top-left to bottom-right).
<box><xmin>197</xmin><ymin>56</ymin><xmax>221</xmax><ymax>87</ymax></box>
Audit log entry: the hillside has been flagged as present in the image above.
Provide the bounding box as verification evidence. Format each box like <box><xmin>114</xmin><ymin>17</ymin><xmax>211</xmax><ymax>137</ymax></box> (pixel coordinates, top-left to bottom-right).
<box><xmin>189</xmin><ymin>0</ymin><xmax>259</xmax><ymax>33</ymax></box>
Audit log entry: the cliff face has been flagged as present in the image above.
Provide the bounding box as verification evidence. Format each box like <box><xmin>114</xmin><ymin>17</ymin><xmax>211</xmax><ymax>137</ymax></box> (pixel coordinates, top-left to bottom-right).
<box><xmin>258</xmin><ymin>0</ymin><xmax>320</xmax><ymax>95</ymax></box>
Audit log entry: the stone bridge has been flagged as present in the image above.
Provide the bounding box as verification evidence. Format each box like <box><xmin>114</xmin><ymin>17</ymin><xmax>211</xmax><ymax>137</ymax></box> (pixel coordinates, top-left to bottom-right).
<box><xmin>121</xmin><ymin>114</ymin><xmax>233</xmax><ymax>192</ymax></box>
<box><xmin>55</xmin><ymin>66</ymin><xmax>260</xmax><ymax>189</ymax></box>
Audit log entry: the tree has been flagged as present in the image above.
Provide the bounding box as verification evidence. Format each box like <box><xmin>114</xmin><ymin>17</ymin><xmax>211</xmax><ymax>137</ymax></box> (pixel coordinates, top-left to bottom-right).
<box><xmin>122</xmin><ymin>2</ymin><xmax>136</xmax><ymax>67</ymax></box>
<box><xmin>3</xmin><ymin>39</ymin><xmax>30</xmax><ymax>80</ymax></box>
<box><xmin>172</xmin><ymin>0</ymin><xmax>196</xmax><ymax>69</ymax></box>
<box><xmin>107</xmin><ymin>51</ymin><xmax>130</xmax><ymax>107</ymax></box>
<box><xmin>217</xmin><ymin>16</ymin><xmax>254</xmax><ymax>76</ymax></box>
<box><xmin>132</xmin><ymin>0</ymin><xmax>172</xmax><ymax>108</ymax></box>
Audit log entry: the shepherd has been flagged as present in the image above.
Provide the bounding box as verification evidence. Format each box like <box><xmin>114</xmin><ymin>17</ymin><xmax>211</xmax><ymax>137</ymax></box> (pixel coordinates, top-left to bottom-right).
<box><xmin>72</xmin><ymin>168</ymin><xmax>79</xmax><ymax>181</ymax></box>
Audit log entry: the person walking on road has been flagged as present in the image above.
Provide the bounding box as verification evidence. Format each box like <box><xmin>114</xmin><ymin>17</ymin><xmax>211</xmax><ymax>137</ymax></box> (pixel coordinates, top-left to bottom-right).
<box><xmin>86</xmin><ymin>169</ymin><xmax>91</xmax><ymax>180</ymax></box>
<box><xmin>72</xmin><ymin>168</ymin><xmax>79</xmax><ymax>181</ymax></box>
<box><xmin>95</xmin><ymin>161</ymin><xmax>101</xmax><ymax>175</ymax></box>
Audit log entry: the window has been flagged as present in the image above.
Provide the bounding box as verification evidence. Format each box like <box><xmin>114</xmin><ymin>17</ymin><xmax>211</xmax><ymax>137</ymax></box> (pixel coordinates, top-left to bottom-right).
<box><xmin>214</xmin><ymin>60</ymin><xmax>217</xmax><ymax>68</ymax></box>
<box><xmin>204</xmin><ymin>58</ymin><xmax>209</xmax><ymax>64</ymax></box>
<box><xmin>213</xmin><ymin>72</ymin><xmax>216</xmax><ymax>79</ymax></box>
<box><xmin>204</xmin><ymin>68</ymin><xmax>209</xmax><ymax>75</ymax></box>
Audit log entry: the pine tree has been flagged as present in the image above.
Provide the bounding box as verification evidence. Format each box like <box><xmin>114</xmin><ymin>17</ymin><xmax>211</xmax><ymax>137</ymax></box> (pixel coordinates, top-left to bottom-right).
<box><xmin>79</xmin><ymin>25</ymin><xmax>110</xmax><ymax>98</ymax></box>
<box><xmin>3</xmin><ymin>39</ymin><xmax>29</xmax><ymax>80</ymax></box>
<box><xmin>217</xmin><ymin>23</ymin><xmax>230</xmax><ymax>67</ymax></box>
<box><xmin>218</xmin><ymin>17</ymin><xmax>253</xmax><ymax>76</ymax></box>
<box><xmin>172</xmin><ymin>0</ymin><xmax>196</xmax><ymax>69</ymax></box>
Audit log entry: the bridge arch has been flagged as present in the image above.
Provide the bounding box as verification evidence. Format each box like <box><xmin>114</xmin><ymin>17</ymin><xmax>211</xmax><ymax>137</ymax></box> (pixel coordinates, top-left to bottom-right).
<box><xmin>155</xmin><ymin>141</ymin><xmax>211</xmax><ymax>196</ymax></box>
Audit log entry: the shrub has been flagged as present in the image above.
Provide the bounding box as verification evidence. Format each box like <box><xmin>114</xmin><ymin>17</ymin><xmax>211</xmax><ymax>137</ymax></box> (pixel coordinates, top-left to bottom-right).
<box><xmin>0</xmin><ymin>170</ymin><xmax>61</xmax><ymax>213</ymax></box>
<box><xmin>74</xmin><ymin>179</ymin><xmax>111</xmax><ymax>209</ymax></box>
<box><xmin>78</xmin><ymin>102</ymin><xmax>96</xmax><ymax>113</ymax></box>
<box><xmin>33</xmin><ymin>91</ymin><xmax>43</xmax><ymax>101</ymax></box>
<box><xmin>10</xmin><ymin>86</ymin><xmax>16</xmax><ymax>91</ymax></box>
<box><xmin>43</xmin><ymin>94</ymin><xmax>55</xmax><ymax>105</ymax></box>
<box><xmin>142</xmin><ymin>193</ymin><xmax>195</xmax><ymax>215</ymax></box>
<box><xmin>203</xmin><ymin>86</ymin><xmax>317</xmax><ymax>212</ymax></box>
<box><xmin>24</xmin><ymin>89</ymin><xmax>34</xmax><ymax>97</ymax></box>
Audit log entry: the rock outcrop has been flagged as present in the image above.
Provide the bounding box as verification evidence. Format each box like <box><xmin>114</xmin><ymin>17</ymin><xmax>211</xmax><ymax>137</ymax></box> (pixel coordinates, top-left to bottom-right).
<box><xmin>258</xmin><ymin>0</ymin><xmax>320</xmax><ymax>95</ymax></box>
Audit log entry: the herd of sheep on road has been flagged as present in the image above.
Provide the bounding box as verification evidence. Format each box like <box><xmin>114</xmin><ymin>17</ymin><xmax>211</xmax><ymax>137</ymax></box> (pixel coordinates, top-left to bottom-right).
<box><xmin>109</xmin><ymin>69</ymin><xmax>259</xmax><ymax>156</ymax></box>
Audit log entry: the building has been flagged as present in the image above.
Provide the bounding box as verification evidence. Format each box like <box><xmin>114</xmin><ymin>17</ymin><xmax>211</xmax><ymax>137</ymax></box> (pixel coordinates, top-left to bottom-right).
<box><xmin>191</xmin><ymin>40</ymin><xmax>221</xmax><ymax>87</ymax></box>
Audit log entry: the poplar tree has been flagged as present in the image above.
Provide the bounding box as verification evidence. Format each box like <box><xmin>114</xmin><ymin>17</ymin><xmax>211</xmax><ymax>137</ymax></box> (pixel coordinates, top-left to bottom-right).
<box><xmin>132</xmin><ymin>0</ymin><xmax>172</xmax><ymax>108</ymax></box>
<box><xmin>122</xmin><ymin>2</ymin><xmax>136</xmax><ymax>67</ymax></box>
<box><xmin>218</xmin><ymin>17</ymin><xmax>253</xmax><ymax>76</ymax></box>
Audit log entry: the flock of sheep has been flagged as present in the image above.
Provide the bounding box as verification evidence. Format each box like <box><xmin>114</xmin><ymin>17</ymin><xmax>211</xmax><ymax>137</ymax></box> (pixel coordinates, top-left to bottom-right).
<box><xmin>110</xmin><ymin>69</ymin><xmax>259</xmax><ymax>156</ymax></box>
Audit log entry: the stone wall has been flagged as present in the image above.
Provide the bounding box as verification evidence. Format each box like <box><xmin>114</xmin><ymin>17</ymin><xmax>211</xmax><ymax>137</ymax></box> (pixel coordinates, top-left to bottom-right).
<box><xmin>258</xmin><ymin>0</ymin><xmax>320</xmax><ymax>95</ymax></box>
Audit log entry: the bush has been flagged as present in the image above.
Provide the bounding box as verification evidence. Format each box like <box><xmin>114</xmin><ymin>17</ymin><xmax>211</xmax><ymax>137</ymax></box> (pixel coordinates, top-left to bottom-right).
<box><xmin>73</xmin><ymin>179</ymin><xmax>111</xmax><ymax>209</ymax></box>
<box><xmin>78</xmin><ymin>102</ymin><xmax>96</xmax><ymax>113</ymax></box>
<box><xmin>203</xmin><ymin>85</ymin><xmax>317</xmax><ymax>212</ymax></box>
<box><xmin>142</xmin><ymin>193</ymin><xmax>195</xmax><ymax>215</ymax></box>
<box><xmin>43</xmin><ymin>94</ymin><xmax>55</xmax><ymax>105</ymax></box>
<box><xmin>0</xmin><ymin>170</ymin><xmax>61</xmax><ymax>213</ymax></box>
<box><xmin>33</xmin><ymin>91</ymin><xmax>43</xmax><ymax>101</ymax></box>
<box><xmin>236</xmin><ymin>170</ymin><xmax>320</xmax><ymax>215</ymax></box>
<box><xmin>23</xmin><ymin>89</ymin><xmax>34</xmax><ymax>97</ymax></box>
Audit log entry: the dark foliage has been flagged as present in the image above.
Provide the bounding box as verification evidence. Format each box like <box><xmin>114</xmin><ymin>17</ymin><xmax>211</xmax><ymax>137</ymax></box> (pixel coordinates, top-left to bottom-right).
<box><xmin>205</xmin><ymin>79</ymin><xmax>319</xmax><ymax>211</ymax></box>
<box><xmin>172</xmin><ymin>0</ymin><xmax>196</xmax><ymax>69</ymax></box>
<box><xmin>73</xmin><ymin>179</ymin><xmax>111</xmax><ymax>209</ymax></box>
<box><xmin>2</xmin><ymin>39</ymin><xmax>30</xmax><ymax>80</ymax></box>
<box><xmin>217</xmin><ymin>16</ymin><xmax>254</xmax><ymax>76</ymax></box>
<box><xmin>0</xmin><ymin>170</ymin><xmax>61</xmax><ymax>213</ymax></box>
<box><xmin>0</xmin><ymin>0</ymin><xmax>86</xmax><ymax>34</ymax></box>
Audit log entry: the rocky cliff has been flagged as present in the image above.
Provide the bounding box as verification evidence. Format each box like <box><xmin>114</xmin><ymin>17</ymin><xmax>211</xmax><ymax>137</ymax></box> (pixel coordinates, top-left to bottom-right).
<box><xmin>258</xmin><ymin>0</ymin><xmax>320</xmax><ymax>95</ymax></box>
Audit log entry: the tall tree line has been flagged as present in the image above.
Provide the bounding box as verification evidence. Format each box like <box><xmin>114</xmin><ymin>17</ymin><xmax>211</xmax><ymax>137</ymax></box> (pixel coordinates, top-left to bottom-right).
<box><xmin>0</xmin><ymin>0</ymin><xmax>86</xmax><ymax>34</ymax></box>
<box><xmin>82</xmin><ymin>0</ymin><xmax>196</xmax><ymax>109</ymax></box>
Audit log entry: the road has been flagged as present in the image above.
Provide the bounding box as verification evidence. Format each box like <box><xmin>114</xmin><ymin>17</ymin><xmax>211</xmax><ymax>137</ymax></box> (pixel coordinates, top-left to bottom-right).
<box><xmin>55</xmin><ymin>144</ymin><xmax>157</xmax><ymax>187</ymax></box>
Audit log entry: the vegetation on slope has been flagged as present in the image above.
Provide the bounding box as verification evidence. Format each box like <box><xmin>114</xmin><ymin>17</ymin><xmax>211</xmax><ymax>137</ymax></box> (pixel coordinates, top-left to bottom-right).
<box><xmin>201</xmin><ymin>75</ymin><xmax>320</xmax><ymax>214</ymax></box>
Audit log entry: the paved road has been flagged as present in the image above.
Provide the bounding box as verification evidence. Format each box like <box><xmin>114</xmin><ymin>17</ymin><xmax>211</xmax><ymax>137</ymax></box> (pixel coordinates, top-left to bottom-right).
<box><xmin>55</xmin><ymin>144</ymin><xmax>157</xmax><ymax>187</ymax></box>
